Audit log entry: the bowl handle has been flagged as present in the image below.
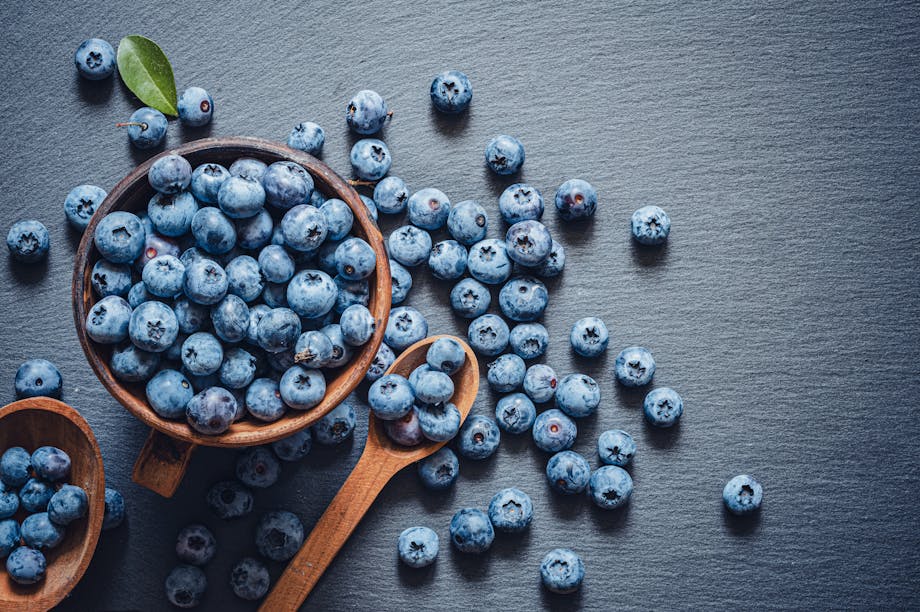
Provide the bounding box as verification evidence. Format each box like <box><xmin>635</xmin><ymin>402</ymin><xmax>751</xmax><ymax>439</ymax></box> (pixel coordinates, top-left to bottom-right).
<box><xmin>132</xmin><ymin>429</ymin><xmax>197</xmax><ymax>497</ymax></box>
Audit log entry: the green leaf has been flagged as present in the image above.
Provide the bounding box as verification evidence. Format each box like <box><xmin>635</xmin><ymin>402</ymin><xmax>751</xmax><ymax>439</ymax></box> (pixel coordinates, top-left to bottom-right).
<box><xmin>116</xmin><ymin>35</ymin><xmax>178</xmax><ymax>116</ymax></box>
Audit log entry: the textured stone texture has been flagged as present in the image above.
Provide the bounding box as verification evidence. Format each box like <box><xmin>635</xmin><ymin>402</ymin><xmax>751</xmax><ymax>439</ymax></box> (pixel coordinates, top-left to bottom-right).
<box><xmin>0</xmin><ymin>0</ymin><xmax>918</xmax><ymax>609</ymax></box>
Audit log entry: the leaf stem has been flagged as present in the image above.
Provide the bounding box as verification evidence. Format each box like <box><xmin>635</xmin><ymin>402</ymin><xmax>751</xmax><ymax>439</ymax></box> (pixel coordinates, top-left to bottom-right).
<box><xmin>115</xmin><ymin>121</ymin><xmax>148</xmax><ymax>130</ymax></box>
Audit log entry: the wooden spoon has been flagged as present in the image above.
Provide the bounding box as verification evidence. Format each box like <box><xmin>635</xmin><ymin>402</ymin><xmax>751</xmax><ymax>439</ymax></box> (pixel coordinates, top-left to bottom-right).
<box><xmin>0</xmin><ymin>398</ymin><xmax>106</xmax><ymax>612</ymax></box>
<box><xmin>260</xmin><ymin>334</ymin><xmax>479</xmax><ymax>611</ymax></box>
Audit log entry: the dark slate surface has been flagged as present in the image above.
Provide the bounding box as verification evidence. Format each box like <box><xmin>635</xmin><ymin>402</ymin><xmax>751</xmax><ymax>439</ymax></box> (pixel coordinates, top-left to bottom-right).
<box><xmin>1</xmin><ymin>1</ymin><xmax>918</xmax><ymax>610</ymax></box>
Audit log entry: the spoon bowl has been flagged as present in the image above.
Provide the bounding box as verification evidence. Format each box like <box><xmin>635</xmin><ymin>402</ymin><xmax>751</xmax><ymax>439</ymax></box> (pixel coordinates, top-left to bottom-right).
<box><xmin>261</xmin><ymin>334</ymin><xmax>479</xmax><ymax>611</ymax></box>
<box><xmin>0</xmin><ymin>398</ymin><xmax>106</xmax><ymax>612</ymax></box>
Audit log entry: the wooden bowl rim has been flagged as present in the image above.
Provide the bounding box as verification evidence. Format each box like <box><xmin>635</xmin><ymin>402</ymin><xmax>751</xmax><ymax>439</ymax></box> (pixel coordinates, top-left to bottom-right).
<box><xmin>72</xmin><ymin>137</ymin><xmax>391</xmax><ymax>448</ymax></box>
<box><xmin>0</xmin><ymin>398</ymin><xmax>106</xmax><ymax>610</ymax></box>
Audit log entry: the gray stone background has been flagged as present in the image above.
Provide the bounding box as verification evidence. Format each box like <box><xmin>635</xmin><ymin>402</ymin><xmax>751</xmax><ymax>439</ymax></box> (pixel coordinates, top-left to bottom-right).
<box><xmin>0</xmin><ymin>1</ymin><xmax>918</xmax><ymax>609</ymax></box>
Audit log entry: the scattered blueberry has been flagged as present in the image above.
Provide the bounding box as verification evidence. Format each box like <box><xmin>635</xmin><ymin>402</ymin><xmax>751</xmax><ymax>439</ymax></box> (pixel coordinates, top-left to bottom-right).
<box><xmin>509</xmin><ymin>323</ymin><xmax>549</xmax><ymax>360</ymax></box>
<box><xmin>428</xmin><ymin>240</ymin><xmax>467</xmax><ymax>280</ymax></box>
<box><xmin>373</xmin><ymin>176</ymin><xmax>409</xmax><ymax>214</ymax></box>
<box><xmin>499</xmin><ymin>183</ymin><xmax>544</xmax><ymax>223</ymax></box>
<box><xmin>723</xmin><ymin>474</ymin><xmax>763</xmax><ymax>515</ymax></box>
<box><xmin>631</xmin><ymin>205</ymin><xmax>671</xmax><ymax>245</ymax></box>
<box><xmin>417</xmin><ymin>447</ymin><xmax>459</xmax><ymax>490</ymax></box>
<box><xmin>384</xmin><ymin>306</ymin><xmax>428</xmax><ymax>351</ymax></box>
<box><xmin>177</xmin><ymin>87</ymin><xmax>214</xmax><ymax>127</ymax></box>
<box><xmin>614</xmin><ymin>346</ymin><xmax>656</xmax><ymax>387</ymax></box>
<box><xmin>494</xmin><ymin>392</ymin><xmax>536</xmax><ymax>434</ymax></box>
<box><xmin>7</xmin><ymin>220</ymin><xmax>50</xmax><ymax>263</ymax></box>
<box><xmin>570</xmin><ymin>317</ymin><xmax>608</xmax><ymax>357</ymax></box>
<box><xmin>74</xmin><ymin>38</ymin><xmax>115</xmax><ymax>80</ymax></box>
<box><xmin>312</xmin><ymin>398</ymin><xmax>357</xmax><ymax>445</ymax></box>
<box><xmin>456</xmin><ymin>415</ymin><xmax>501</xmax><ymax>460</ymax></box>
<box><xmin>643</xmin><ymin>387</ymin><xmax>683</xmax><ymax>427</ymax></box>
<box><xmin>487</xmin><ymin>354</ymin><xmax>526</xmax><ymax>392</ymax></box>
<box><xmin>176</xmin><ymin>524</ymin><xmax>217</xmax><ymax>567</ymax></box>
<box><xmin>255</xmin><ymin>510</ymin><xmax>304</xmax><ymax>561</ymax></box>
<box><xmin>398</xmin><ymin>526</ymin><xmax>439</xmax><ymax>568</ymax></box>
<box><xmin>430</xmin><ymin>70</ymin><xmax>472</xmax><ymax>113</ymax></box>
<box><xmin>532</xmin><ymin>409</ymin><xmax>577</xmax><ymax>452</ymax></box>
<box><xmin>467</xmin><ymin>239</ymin><xmax>512</xmax><ymax>285</ymax></box>
<box><xmin>467</xmin><ymin>314</ymin><xmax>509</xmax><ymax>357</ymax></box>
<box><xmin>407</xmin><ymin>188</ymin><xmax>450</xmax><ymax>230</ymax></box>
<box><xmin>588</xmin><ymin>465</ymin><xmax>633</xmax><ymax>510</ymax></box>
<box><xmin>350</xmin><ymin>139</ymin><xmax>391</xmax><ymax>181</ymax></box>
<box><xmin>447</xmin><ymin>200</ymin><xmax>488</xmax><ymax>245</ymax></box>
<box><xmin>388</xmin><ymin>225</ymin><xmax>432</xmax><ymax>267</ymax></box>
<box><xmin>555</xmin><ymin>179</ymin><xmax>597</xmax><ymax>221</ymax></box>
<box><xmin>206</xmin><ymin>480</ymin><xmax>254</xmax><ymax>520</ymax></box>
<box><xmin>484</xmin><ymin>135</ymin><xmax>525</xmax><ymax>175</ymax></box>
<box><xmin>488</xmin><ymin>487</ymin><xmax>533</xmax><ymax>533</ymax></box>
<box><xmin>119</xmin><ymin>107</ymin><xmax>167</xmax><ymax>149</ymax></box>
<box><xmin>366</xmin><ymin>342</ymin><xmax>396</xmax><ymax>382</ymax></box>
<box><xmin>14</xmin><ymin>359</ymin><xmax>63</xmax><ymax>399</ymax></box>
<box><xmin>540</xmin><ymin>548</ymin><xmax>585</xmax><ymax>594</ymax></box>
<box><xmin>449</xmin><ymin>508</ymin><xmax>494</xmax><ymax>553</ymax></box>
<box><xmin>230</xmin><ymin>557</ymin><xmax>271</xmax><ymax>600</ymax></box>
<box><xmin>288</xmin><ymin>122</ymin><xmax>325</xmax><ymax>155</ymax></box>
<box><xmin>271</xmin><ymin>429</ymin><xmax>312</xmax><ymax>462</ymax></box>
<box><xmin>546</xmin><ymin>450</ymin><xmax>591</xmax><ymax>495</ymax></box>
<box><xmin>165</xmin><ymin>564</ymin><xmax>207</xmax><ymax>608</ymax></box>
<box><xmin>102</xmin><ymin>487</ymin><xmax>126</xmax><ymax>530</ymax></box>
<box><xmin>555</xmin><ymin>374</ymin><xmax>600</xmax><ymax>418</ymax></box>
<box><xmin>345</xmin><ymin>90</ymin><xmax>389</xmax><ymax>135</ymax></box>
<box><xmin>505</xmin><ymin>221</ymin><xmax>552</xmax><ymax>268</ymax></box>
<box><xmin>449</xmin><ymin>277</ymin><xmax>491</xmax><ymax>319</ymax></box>
<box><xmin>64</xmin><ymin>184</ymin><xmax>107</xmax><ymax>231</ymax></box>
<box><xmin>597</xmin><ymin>430</ymin><xmax>636</xmax><ymax>466</ymax></box>
<box><xmin>498</xmin><ymin>275</ymin><xmax>549</xmax><ymax>322</ymax></box>
<box><xmin>536</xmin><ymin>240</ymin><xmax>566</xmax><ymax>277</ymax></box>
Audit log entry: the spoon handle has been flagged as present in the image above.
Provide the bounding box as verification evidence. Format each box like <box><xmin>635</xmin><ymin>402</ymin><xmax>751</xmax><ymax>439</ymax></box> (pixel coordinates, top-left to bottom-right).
<box><xmin>260</xmin><ymin>448</ymin><xmax>400</xmax><ymax>611</ymax></box>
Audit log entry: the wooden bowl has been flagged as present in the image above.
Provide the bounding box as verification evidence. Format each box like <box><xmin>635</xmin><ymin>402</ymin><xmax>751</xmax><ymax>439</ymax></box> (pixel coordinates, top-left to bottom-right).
<box><xmin>0</xmin><ymin>398</ymin><xmax>105</xmax><ymax>612</ymax></box>
<box><xmin>71</xmin><ymin>137</ymin><xmax>391</xmax><ymax>496</ymax></box>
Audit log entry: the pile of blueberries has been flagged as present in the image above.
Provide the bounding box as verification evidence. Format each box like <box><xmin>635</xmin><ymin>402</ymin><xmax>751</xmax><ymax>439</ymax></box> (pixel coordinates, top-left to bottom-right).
<box><xmin>0</xmin><ymin>444</ymin><xmax>125</xmax><ymax>585</ymax></box>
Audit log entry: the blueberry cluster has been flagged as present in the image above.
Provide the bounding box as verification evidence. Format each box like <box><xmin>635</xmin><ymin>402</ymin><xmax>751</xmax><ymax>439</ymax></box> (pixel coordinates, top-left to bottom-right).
<box><xmin>0</xmin><ymin>445</ymin><xmax>125</xmax><ymax>585</ymax></box>
<box><xmin>83</xmin><ymin>152</ymin><xmax>381</xmax><ymax>436</ymax></box>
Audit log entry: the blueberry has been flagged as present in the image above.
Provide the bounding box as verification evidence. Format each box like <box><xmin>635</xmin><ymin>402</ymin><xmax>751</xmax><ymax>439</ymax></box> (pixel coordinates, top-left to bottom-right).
<box><xmin>723</xmin><ymin>474</ymin><xmax>763</xmax><ymax>515</ymax></box>
<box><xmin>257</xmin><ymin>308</ymin><xmax>301</xmax><ymax>353</ymax></box>
<box><xmin>245</xmin><ymin>304</ymin><xmax>271</xmax><ymax>346</ymax></box>
<box><xmin>384</xmin><ymin>306</ymin><xmax>428</xmax><ymax>351</ymax></box>
<box><xmin>293</xmin><ymin>330</ymin><xmax>334</xmax><ymax>369</ymax></box>
<box><xmin>320</xmin><ymin>199</ymin><xmax>354</xmax><ymax>241</ymax></box>
<box><xmin>74</xmin><ymin>38</ymin><xmax>115</xmax><ymax>79</ymax></box>
<box><xmin>64</xmin><ymin>184</ymin><xmax>107</xmax><ymax>231</ymax></box>
<box><xmin>15</xmin><ymin>359</ymin><xmax>63</xmax><ymax>399</ymax></box>
<box><xmin>387</xmin><ymin>225</ymin><xmax>432</xmax><ymax>267</ymax></box>
<box><xmin>149</xmin><ymin>155</ymin><xmax>192</xmax><ymax>195</ymax></box>
<box><xmin>179</xmin><ymin>247</ymin><xmax>208</xmax><ymax>268</ymax></box>
<box><xmin>457</xmin><ymin>415</ymin><xmax>501</xmax><ymax>460</ymax></box>
<box><xmin>509</xmin><ymin>323</ymin><xmax>549</xmax><ymax>360</ymax></box>
<box><xmin>177</xmin><ymin>87</ymin><xmax>214</xmax><ymax>127</ymax></box>
<box><xmin>345</xmin><ymin>90</ymin><xmax>389</xmax><ymax>135</ymax></box>
<box><xmin>398</xmin><ymin>526</ymin><xmax>439</xmax><ymax>570</ymax></box>
<box><xmin>631</xmin><ymin>205</ymin><xmax>671</xmax><ymax>245</ymax></box>
<box><xmin>186</xmin><ymin>386</ymin><xmax>237</xmax><ymax>435</ymax></box>
<box><xmin>110</xmin><ymin>343</ymin><xmax>160</xmax><ymax>382</ymax></box>
<box><xmin>206</xmin><ymin>480</ymin><xmax>253</xmax><ymax>520</ymax></box>
<box><xmin>135</xmin><ymin>232</ymin><xmax>181</xmax><ymax>272</ymax></box>
<box><xmin>408</xmin><ymin>364</ymin><xmax>434</xmax><ymax>390</ymax></box>
<box><xmin>210</xmin><ymin>295</ymin><xmax>249</xmax><ymax>343</ymax></box>
<box><xmin>281</xmin><ymin>205</ymin><xmax>327</xmax><ymax>252</ymax></box>
<box><xmin>321</xmin><ymin>323</ymin><xmax>353</xmax><ymax>367</ymax></box>
<box><xmin>499</xmin><ymin>184</ymin><xmax>544</xmax><ymax>223</ymax></box>
<box><xmin>643</xmin><ymin>387</ymin><xmax>683</xmax><ymax>428</ymax></box>
<box><xmin>0</xmin><ymin>519</ymin><xmax>19</xmax><ymax>557</ymax></box>
<box><xmin>350</xmin><ymin>139</ymin><xmax>391</xmax><ymax>180</ymax></box>
<box><xmin>312</xmin><ymin>397</ymin><xmax>357</xmax><ymax>445</ymax></box>
<box><xmin>430</xmin><ymin>70</ymin><xmax>472</xmax><ymax>113</ymax></box>
<box><xmin>532</xmin><ymin>409</ymin><xmax>577</xmax><ymax>452</ymax></box>
<box><xmin>555</xmin><ymin>179</ymin><xmax>597</xmax><ymax>221</ymax></box>
<box><xmin>335</xmin><ymin>237</ymin><xmax>376</xmax><ymax>281</ymax></box>
<box><xmin>271</xmin><ymin>429</ymin><xmax>312</xmax><ymax>462</ymax></box>
<box><xmin>239</xmin><ymin>378</ymin><xmax>283</xmax><ymax>422</ymax></box>
<box><xmin>446</xmin><ymin>200</ymin><xmax>488</xmax><ymax>246</ymax></box>
<box><xmin>146</xmin><ymin>369</ymin><xmax>194</xmax><ymax>419</ymax></box>
<box><xmin>230</xmin><ymin>557</ymin><xmax>271</xmax><ymax>601</ymax></box>
<box><xmin>416</xmin><ymin>370</ymin><xmax>455</xmax><ymax>405</ymax></box>
<box><xmin>614</xmin><ymin>346</ymin><xmax>656</xmax><ymax>387</ymax></box>
<box><xmin>147</xmin><ymin>192</ymin><xmax>198</xmax><ymax>239</ymax></box>
<box><xmin>384</xmin><ymin>407</ymin><xmax>425</xmax><ymax>446</ymax></box>
<box><xmin>467</xmin><ymin>314</ymin><xmax>509</xmax><ymax>357</ymax></box>
<box><xmin>225</xmin><ymin>255</ymin><xmax>264</xmax><ymax>303</ymax></box>
<box><xmin>449</xmin><ymin>508</ymin><xmax>494</xmax><ymax>553</ymax></box>
<box><xmin>546</xmin><ymin>450</ymin><xmax>591</xmax><ymax>495</ymax></box>
<box><xmin>449</xmin><ymin>278</ymin><xmax>490</xmax><ymax>318</ymax></box>
<box><xmin>541</xmin><ymin>548</ymin><xmax>585</xmax><ymax>594</ymax></box>
<box><xmin>279</xmin><ymin>365</ymin><xmax>326</xmax><ymax>410</ymax></box>
<box><xmin>0</xmin><ymin>447</ymin><xmax>31</xmax><ymax>488</ymax></box>
<box><xmin>494</xmin><ymin>392</ymin><xmax>536</xmax><ymax>434</ymax></box>
<box><xmin>258</xmin><ymin>245</ymin><xmax>295</xmax><ymax>284</ymax></box>
<box><xmin>286</xmin><ymin>270</ymin><xmax>336</xmax><ymax>319</ymax></box>
<box><xmin>219</xmin><ymin>348</ymin><xmax>258</xmax><ymax>389</ymax></box>
<box><xmin>426</xmin><ymin>337</ymin><xmax>466</xmax><ymax>374</ymax></box>
<box><xmin>488</xmin><ymin>487</ymin><xmax>533</xmax><ymax>533</ymax></box>
<box><xmin>373</xmin><ymin>176</ymin><xmax>409</xmax><ymax>214</ymax></box>
<box><xmin>597</xmin><ymin>430</ymin><xmax>636</xmax><ymax>466</ymax></box>
<box><xmin>536</xmin><ymin>240</ymin><xmax>566</xmax><ymax>277</ymax></box>
<box><xmin>173</xmin><ymin>298</ymin><xmax>207</xmax><ymax>335</ymax></box>
<box><xmin>428</xmin><ymin>240</ymin><xmax>467</xmax><ymax>280</ymax></box>
<box><xmin>141</xmin><ymin>255</ymin><xmax>184</xmax><ymax>299</ymax></box>
<box><xmin>588</xmin><ymin>465</ymin><xmax>633</xmax><ymax>510</ymax></box>
<box><xmin>339</xmin><ymin>304</ymin><xmax>376</xmax><ymax>347</ymax></box>
<box><xmin>407</xmin><ymin>188</ymin><xmax>450</xmax><ymax>230</ymax></box>
<box><xmin>484</xmin><ymin>135</ymin><xmax>525</xmax><ymax>175</ymax></box>
<box><xmin>173</xmin><ymin>524</ymin><xmax>216</xmax><ymax>567</ymax></box>
<box><xmin>6</xmin><ymin>547</ymin><xmax>46</xmax><ymax>585</ymax></box>
<box><xmin>165</xmin><ymin>564</ymin><xmax>207</xmax><ymax>608</ymax></box>
<box><xmin>183</xmin><ymin>258</ymin><xmax>229</xmax><ymax>305</ymax></box>
<box><xmin>229</xmin><ymin>158</ymin><xmax>268</xmax><ymax>182</ymax></box>
<box><xmin>236</xmin><ymin>209</ymin><xmax>273</xmax><ymax>250</ymax></box>
<box><xmin>334</xmin><ymin>275</ymin><xmax>370</xmax><ymax>315</ymax></box>
<box><xmin>501</xmin><ymin>276</ymin><xmax>549</xmax><ymax>322</ymax></box>
<box><xmin>19</xmin><ymin>478</ymin><xmax>54</xmax><ymax>513</ymax></box>
<box><xmin>417</xmin><ymin>447</ymin><xmax>459</xmax><ymax>491</ymax></box>
<box><xmin>555</xmin><ymin>374</ymin><xmax>600</xmax><ymax>418</ymax></box>
<box><xmin>262</xmin><ymin>281</ymin><xmax>288</xmax><ymax>309</ymax></box>
<box><xmin>389</xmin><ymin>259</ymin><xmax>413</xmax><ymax>305</ymax></box>
<box><xmin>190</xmin><ymin>163</ymin><xmax>230</xmax><ymax>204</ymax></box>
<box><xmin>255</xmin><ymin>511</ymin><xmax>304</xmax><ymax>561</ymax></box>
<box><xmin>570</xmin><ymin>317</ymin><xmax>608</xmax><ymax>358</ymax></box>
<box><xmin>129</xmin><ymin>301</ymin><xmax>179</xmax><ymax>352</ymax></box>
<box><xmin>467</xmin><ymin>238</ymin><xmax>512</xmax><ymax>285</ymax></box>
<box><xmin>487</xmin><ymin>354</ymin><xmax>526</xmax><ymax>392</ymax></box>
<box><xmin>127</xmin><ymin>281</ymin><xmax>154</xmax><ymax>308</ymax></box>
<box><xmin>90</xmin><ymin>260</ymin><xmax>131</xmax><ymax>298</ymax></box>
<box><xmin>235</xmin><ymin>447</ymin><xmax>280</xmax><ymax>489</ymax></box>
<box><xmin>214</xmin><ymin>177</ymin><xmax>264</xmax><ymax>221</ymax></box>
<box><xmin>368</xmin><ymin>373</ymin><xmax>415</xmax><ymax>420</ymax></box>
<box><xmin>416</xmin><ymin>402</ymin><xmax>462</xmax><ymax>442</ymax></box>
<box><xmin>366</xmin><ymin>342</ymin><xmax>396</xmax><ymax>383</ymax></box>
<box><xmin>263</xmin><ymin>161</ymin><xmax>313</xmax><ymax>210</ymax></box>
<box><xmin>95</xmin><ymin>212</ymin><xmax>146</xmax><ymax>264</ymax></box>
<box><xmin>5</xmin><ymin>220</ymin><xmax>48</xmax><ymax>264</ymax></box>
<box><xmin>360</xmin><ymin>195</ymin><xmax>379</xmax><ymax>224</ymax></box>
<box><xmin>0</xmin><ymin>482</ymin><xmax>18</xmax><ymax>518</ymax></box>
<box><xmin>181</xmin><ymin>332</ymin><xmax>223</xmax><ymax>375</ymax></box>
<box><xmin>505</xmin><ymin>220</ymin><xmax>552</xmax><ymax>268</ymax></box>
<box><xmin>102</xmin><ymin>487</ymin><xmax>126</xmax><ymax>530</ymax></box>
<box><xmin>119</xmin><ymin>107</ymin><xmax>167</xmax><ymax>149</ymax></box>
<box><xmin>29</xmin><ymin>446</ymin><xmax>70</xmax><ymax>482</ymax></box>
<box><xmin>191</xmin><ymin>207</ymin><xmax>237</xmax><ymax>255</ymax></box>
<box><xmin>288</xmin><ymin>121</ymin><xmax>325</xmax><ymax>155</ymax></box>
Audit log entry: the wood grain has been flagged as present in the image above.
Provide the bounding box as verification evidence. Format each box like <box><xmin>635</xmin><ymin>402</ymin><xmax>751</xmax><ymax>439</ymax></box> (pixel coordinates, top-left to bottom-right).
<box><xmin>260</xmin><ymin>335</ymin><xmax>479</xmax><ymax>611</ymax></box>
<box><xmin>0</xmin><ymin>399</ymin><xmax>105</xmax><ymax>612</ymax></box>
